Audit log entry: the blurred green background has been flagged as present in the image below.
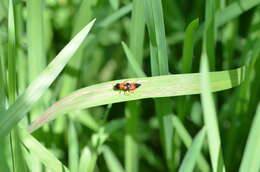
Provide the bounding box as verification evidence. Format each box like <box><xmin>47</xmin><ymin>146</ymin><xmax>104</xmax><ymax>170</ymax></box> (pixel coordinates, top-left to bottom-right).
<box><xmin>1</xmin><ymin>0</ymin><xmax>260</xmax><ymax>172</ymax></box>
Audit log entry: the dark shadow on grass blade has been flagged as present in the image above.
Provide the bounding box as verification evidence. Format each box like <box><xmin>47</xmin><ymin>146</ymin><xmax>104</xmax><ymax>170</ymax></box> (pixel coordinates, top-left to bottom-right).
<box><xmin>27</xmin><ymin>67</ymin><xmax>245</xmax><ymax>133</ymax></box>
<box><xmin>0</xmin><ymin>19</ymin><xmax>96</xmax><ymax>138</ymax></box>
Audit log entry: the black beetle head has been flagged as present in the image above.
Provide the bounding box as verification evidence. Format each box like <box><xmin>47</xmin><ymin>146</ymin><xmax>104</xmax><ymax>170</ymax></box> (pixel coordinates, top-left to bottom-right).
<box><xmin>135</xmin><ymin>83</ymin><xmax>141</xmax><ymax>88</ymax></box>
<box><xmin>113</xmin><ymin>83</ymin><xmax>120</xmax><ymax>90</ymax></box>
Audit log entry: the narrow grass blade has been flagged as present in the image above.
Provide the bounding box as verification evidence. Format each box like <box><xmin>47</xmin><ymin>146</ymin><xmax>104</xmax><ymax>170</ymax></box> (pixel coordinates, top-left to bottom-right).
<box><xmin>98</xmin><ymin>4</ymin><xmax>132</xmax><ymax>28</ymax></box>
<box><xmin>125</xmin><ymin>101</ymin><xmax>139</xmax><ymax>172</ymax></box>
<box><xmin>27</xmin><ymin>0</ymin><xmax>45</xmax><ymax>82</ymax></box>
<box><xmin>20</xmin><ymin>130</ymin><xmax>69</xmax><ymax>172</ymax></box>
<box><xmin>0</xmin><ymin>19</ymin><xmax>96</xmax><ymax>138</ymax></box>
<box><xmin>109</xmin><ymin>0</ymin><xmax>119</xmax><ymax>10</ymax></box>
<box><xmin>79</xmin><ymin>146</ymin><xmax>92</xmax><ymax>172</ymax></box>
<box><xmin>28</xmin><ymin>67</ymin><xmax>244</xmax><ymax>132</ymax></box>
<box><xmin>200</xmin><ymin>52</ymin><xmax>226</xmax><ymax>172</ymax></box>
<box><xmin>0</xmin><ymin>139</ymin><xmax>10</xmax><ymax>172</ymax></box>
<box><xmin>7</xmin><ymin>0</ymin><xmax>16</xmax><ymax>103</ymax></box>
<box><xmin>172</xmin><ymin>116</ymin><xmax>210</xmax><ymax>172</ymax></box>
<box><xmin>102</xmin><ymin>145</ymin><xmax>124</xmax><ymax>172</ymax></box>
<box><xmin>122</xmin><ymin>42</ymin><xmax>146</xmax><ymax>77</ymax></box>
<box><xmin>179</xmin><ymin>127</ymin><xmax>206</xmax><ymax>172</ymax></box>
<box><xmin>144</xmin><ymin>0</ymin><xmax>169</xmax><ymax>75</ymax></box>
<box><xmin>182</xmin><ymin>19</ymin><xmax>199</xmax><ymax>73</ymax></box>
<box><xmin>68</xmin><ymin>120</ymin><xmax>79</xmax><ymax>172</ymax></box>
<box><xmin>129</xmin><ymin>0</ymin><xmax>145</xmax><ymax>67</ymax></box>
<box><xmin>124</xmin><ymin>1</ymin><xmax>145</xmax><ymax>171</ymax></box>
<box><xmin>216</xmin><ymin>0</ymin><xmax>260</xmax><ymax>27</ymax></box>
<box><xmin>12</xmin><ymin>128</ymin><xmax>28</xmax><ymax>172</ymax></box>
<box><xmin>204</xmin><ymin>0</ymin><xmax>216</xmax><ymax>71</ymax></box>
<box><xmin>163</xmin><ymin>114</ymin><xmax>174</xmax><ymax>168</ymax></box>
<box><xmin>239</xmin><ymin>103</ymin><xmax>260</xmax><ymax>172</ymax></box>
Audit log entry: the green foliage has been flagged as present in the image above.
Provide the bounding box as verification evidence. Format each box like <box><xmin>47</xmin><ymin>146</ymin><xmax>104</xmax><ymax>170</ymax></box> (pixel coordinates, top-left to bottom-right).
<box><xmin>0</xmin><ymin>0</ymin><xmax>260</xmax><ymax>171</ymax></box>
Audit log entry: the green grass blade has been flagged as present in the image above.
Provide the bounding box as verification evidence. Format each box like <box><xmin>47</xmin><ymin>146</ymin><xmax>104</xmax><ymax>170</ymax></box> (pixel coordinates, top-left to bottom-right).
<box><xmin>20</xmin><ymin>130</ymin><xmax>69</xmax><ymax>172</ymax></box>
<box><xmin>122</xmin><ymin>42</ymin><xmax>146</xmax><ymax>77</ymax></box>
<box><xmin>27</xmin><ymin>67</ymin><xmax>244</xmax><ymax>132</ymax></box>
<box><xmin>27</xmin><ymin>0</ymin><xmax>45</xmax><ymax>82</ymax></box>
<box><xmin>7</xmin><ymin>0</ymin><xmax>16</xmax><ymax>103</ymax></box>
<box><xmin>68</xmin><ymin>120</ymin><xmax>79</xmax><ymax>172</ymax></box>
<box><xmin>172</xmin><ymin>115</ymin><xmax>210</xmax><ymax>172</ymax></box>
<box><xmin>98</xmin><ymin>4</ymin><xmax>132</xmax><ymax>28</ymax></box>
<box><xmin>12</xmin><ymin>128</ymin><xmax>28</xmax><ymax>172</ymax></box>
<box><xmin>200</xmin><ymin>52</ymin><xmax>226</xmax><ymax>172</ymax></box>
<box><xmin>124</xmin><ymin>2</ymin><xmax>145</xmax><ymax>171</ymax></box>
<box><xmin>239</xmin><ymin>103</ymin><xmax>260</xmax><ymax>172</ymax></box>
<box><xmin>129</xmin><ymin>0</ymin><xmax>145</xmax><ymax>67</ymax></box>
<box><xmin>179</xmin><ymin>127</ymin><xmax>206</xmax><ymax>172</ymax></box>
<box><xmin>216</xmin><ymin>0</ymin><xmax>260</xmax><ymax>27</ymax></box>
<box><xmin>109</xmin><ymin>0</ymin><xmax>119</xmax><ymax>10</ymax></box>
<box><xmin>0</xmin><ymin>139</ymin><xmax>10</xmax><ymax>172</ymax></box>
<box><xmin>182</xmin><ymin>19</ymin><xmax>199</xmax><ymax>73</ymax></box>
<box><xmin>204</xmin><ymin>0</ymin><xmax>216</xmax><ymax>71</ymax></box>
<box><xmin>125</xmin><ymin>101</ymin><xmax>139</xmax><ymax>172</ymax></box>
<box><xmin>79</xmin><ymin>146</ymin><xmax>92</xmax><ymax>172</ymax></box>
<box><xmin>163</xmin><ymin>114</ymin><xmax>174</xmax><ymax>169</ymax></box>
<box><xmin>0</xmin><ymin>19</ymin><xmax>96</xmax><ymax>138</ymax></box>
<box><xmin>56</xmin><ymin>0</ymin><xmax>96</xmax><ymax>134</ymax></box>
<box><xmin>144</xmin><ymin>0</ymin><xmax>169</xmax><ymax>75</ymax></box>
<box><xmin>102</xmin><ymin>145</ymin><xmax>124</xmax><ymax>172</ymax></box>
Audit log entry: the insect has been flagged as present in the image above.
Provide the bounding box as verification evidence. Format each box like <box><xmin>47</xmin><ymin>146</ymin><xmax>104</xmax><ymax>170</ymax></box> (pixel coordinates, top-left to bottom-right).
<box><xmin>113</xmin><ymin>81</ymin><xmax>141</xmax><ymax>94</ymax></box>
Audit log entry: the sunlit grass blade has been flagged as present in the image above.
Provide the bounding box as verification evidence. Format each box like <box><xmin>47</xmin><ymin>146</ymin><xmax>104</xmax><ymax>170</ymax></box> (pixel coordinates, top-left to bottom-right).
<box><xmin>239</xmin><ymin>103</ymin><xmax>260</xmax><ymax>172</ymax></box>
<box><xmin>200</xmin><ymin>52</ymin><xmax>226</xmax><ymax>172</ymax></box>
<box><xmin>28</xmin><ymin>67</ymin><xmax>244</xmax><ymax>132</ymax></box>
<box><xmin>20</xmin><ymin>130</ymin><xmax>69</xmax><ymax>172</ymax></box>
<box><xmin>0</xmin><ymin>19</ymin><xmax>95</xmax><ymax>138</ymax></box>
<box><xmin>102</xmin><ymin>145</ymin><xmax>124</xmax><ymax>172</ymax></box>
<box><xmin>172</xmin><ymin>115</ymin><xmax>210</xmax><ymax>172</ymax></box>
<box><xmin>179</xmin><ymin>127</ymin><xmax>206</xmax><ymax>172</ymax></box>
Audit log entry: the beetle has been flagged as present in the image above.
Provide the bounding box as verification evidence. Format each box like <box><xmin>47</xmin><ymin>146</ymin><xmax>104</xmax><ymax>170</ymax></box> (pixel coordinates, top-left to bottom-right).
<box><xmin>113</xmin><ymin>81</ymin><xmax>141</xmax><ymax>93</ymax></box>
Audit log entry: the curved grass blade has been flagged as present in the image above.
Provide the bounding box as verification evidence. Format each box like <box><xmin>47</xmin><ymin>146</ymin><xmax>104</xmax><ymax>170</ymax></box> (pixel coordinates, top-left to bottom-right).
<box><xmin>28</xmin><ymin>67</ymin><xmax>244</xmax><ymax>133</ymax></box>
<box><xmin>0</xmin><ymin>19</ymin><xmax>96</xmax><ymax>138</ymax></box>
<box><xmin>239</xmin><ymin>103</ymin><xmax>260</xmax><ymax>172</ymax></box>
<box><xmin>21</xmin><ymin>130</ymin><xmax>69</xmax><ymax>172</ymax></box>
<box><xmin>179</xmin><ymin>127</ymin><xmax>206</xmax><ymax>172</ymax></box>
